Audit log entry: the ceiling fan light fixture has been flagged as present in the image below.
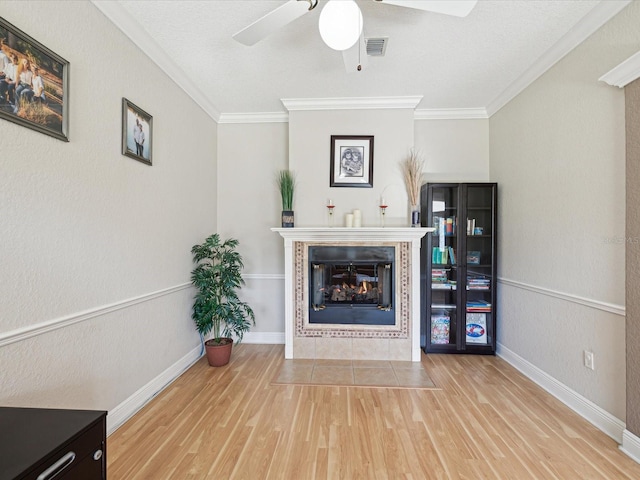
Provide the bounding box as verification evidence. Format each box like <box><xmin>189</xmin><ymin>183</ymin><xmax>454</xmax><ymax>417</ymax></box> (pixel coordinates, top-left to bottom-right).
<box><xmin>318</xmin><ymin>0</ymin><xmax>363</xmax><ymax>51</ymax></box>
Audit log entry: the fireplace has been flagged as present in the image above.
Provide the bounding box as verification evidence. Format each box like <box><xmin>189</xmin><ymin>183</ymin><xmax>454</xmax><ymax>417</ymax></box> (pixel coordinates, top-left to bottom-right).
<box><xmin>272</xmin><ymin>227</ymin><xmax>431</xmax><ymax>361</ymax></box>
<box><xmin>309</xmin><ymin>246</ymin><xmax>394</xmax><ymax>325</ymax></box>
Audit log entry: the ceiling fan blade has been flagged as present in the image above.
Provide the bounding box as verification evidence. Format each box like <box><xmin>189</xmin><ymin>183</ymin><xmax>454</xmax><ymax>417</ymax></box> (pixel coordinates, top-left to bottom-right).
<box><xmin>375</xmin><ymin>0</ymin><xmax>478</xmax><ymax>17</ymax></box>
<box><xmin>342</xmin><ymin>34</ymin><xmax>368</xmax><ymax>73</ymax></box>
<box><xmin>233</xmin><ymin>0</ymin><xmax>315</xmax><ymax>46</ymax></box>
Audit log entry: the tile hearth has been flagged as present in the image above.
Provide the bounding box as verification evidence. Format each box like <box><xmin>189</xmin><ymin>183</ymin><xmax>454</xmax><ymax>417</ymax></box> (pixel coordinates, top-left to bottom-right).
<box><xmin>272</xmin><ymin>358</ymin><xmax>437</xmax><ymax>389</ymax></box>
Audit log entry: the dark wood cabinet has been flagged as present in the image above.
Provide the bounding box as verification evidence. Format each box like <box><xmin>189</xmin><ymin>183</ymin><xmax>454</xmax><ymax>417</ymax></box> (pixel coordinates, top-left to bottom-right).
<box><xmin>0</xmin><ymin>407</ymin><xmax>106</xmax><ymax>480</ymax></box>
<box><xmin>420</xmin><ymin>183</ymin><xmax>497</xmax><ymax>354</ymax></box>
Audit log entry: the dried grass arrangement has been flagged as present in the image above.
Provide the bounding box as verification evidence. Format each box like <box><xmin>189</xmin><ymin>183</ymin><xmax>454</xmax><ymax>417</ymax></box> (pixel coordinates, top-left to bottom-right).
<box><xmin>400</xmin><ymin>149</ymin><xmax>425</xmax><ymax>207</ymax></box>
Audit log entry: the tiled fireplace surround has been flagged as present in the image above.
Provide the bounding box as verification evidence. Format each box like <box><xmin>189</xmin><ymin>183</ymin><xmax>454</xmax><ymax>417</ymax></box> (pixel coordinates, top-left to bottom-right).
<box><xmin>272</xmin><ymin>228</ymin><xmax>431</xmax><ymax>361</ymax></box>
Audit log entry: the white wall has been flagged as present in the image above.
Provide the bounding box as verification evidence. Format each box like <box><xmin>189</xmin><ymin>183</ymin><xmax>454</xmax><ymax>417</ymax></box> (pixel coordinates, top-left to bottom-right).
<box><xmin>289</xmin><ymin>108</ymin><xmax>415</xmax><ymax>228</ymax></box>
<box><xmin>490</xmin><ymin>1</ymin><xmax>640</xmax><ymax>420</ymax></box>
<box><xmin>0</xmin><ymin>1</ymin><xmax>217</xmax><ymax>418</ymax></box>
<box><xmin>415</xmin><ymin>118</ymin><xmax>490</xmax><ymax>183</ymax></box>
<box><xmin>217</xmin><ymin>122</ymin><xmax>289</xmax><ymax>335</ymax></box>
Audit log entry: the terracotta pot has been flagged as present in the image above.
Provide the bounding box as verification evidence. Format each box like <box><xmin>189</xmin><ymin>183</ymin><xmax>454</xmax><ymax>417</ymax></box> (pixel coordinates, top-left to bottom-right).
<box><xmin>204</xmin><ymin>338</ymin><xmax>233</xmax><ymax>367</ymax></box>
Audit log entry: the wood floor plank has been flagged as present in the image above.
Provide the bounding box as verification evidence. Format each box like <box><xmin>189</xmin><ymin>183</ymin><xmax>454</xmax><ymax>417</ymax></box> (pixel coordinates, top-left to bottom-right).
<box><xmin>107</xmin><ymin>344</ymin><xmax>640</xmax><ymax>479</ymax></box>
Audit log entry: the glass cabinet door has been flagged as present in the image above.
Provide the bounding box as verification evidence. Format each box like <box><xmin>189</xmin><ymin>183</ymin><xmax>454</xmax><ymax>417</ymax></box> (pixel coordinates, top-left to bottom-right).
<box><xmin>463</xmin><ymin>185</ymin><xmax>495</xmax><ymax>348</ymax></box>
<box><xmin>427</xmin><ymin>185</ymin><xmax>459</xmax><ymax>349</ymax></box>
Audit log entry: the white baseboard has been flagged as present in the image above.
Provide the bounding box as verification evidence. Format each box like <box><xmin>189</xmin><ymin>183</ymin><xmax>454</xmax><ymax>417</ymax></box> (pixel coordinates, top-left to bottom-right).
<box><xmin>107</xmin><ymin>333</ymin><xmax>282</xmax><ymax>434</ymax></box>
<box><xmin>107</xmin><ymin>344</ymin><xmax>202</xmax><ymax>435</ymax></box>
<box><xmin>621</xmin><ymin>429</ymin><xmax>640</xmax><ymax>463</ymax></box>
<box><xmin>497</xmin><ymin>343</ymin><xmax>625</xmax><ymax>443</ymax></box>
<box><xmin>241</xmin><ymin>331</ymin><xmax>285</xmax><ymax>344</ymax></box>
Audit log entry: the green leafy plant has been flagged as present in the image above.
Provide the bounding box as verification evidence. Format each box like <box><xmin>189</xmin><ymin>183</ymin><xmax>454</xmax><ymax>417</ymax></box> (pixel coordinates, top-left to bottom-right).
<box><xmin>191</xmin><ymin>234</ymin><xmax>255</xmax><ymax>345</ymax></box>
<box><xmin>276</xmin><ymin>169</ymin><xmax>296</xmax><ymax>211</ymax></box>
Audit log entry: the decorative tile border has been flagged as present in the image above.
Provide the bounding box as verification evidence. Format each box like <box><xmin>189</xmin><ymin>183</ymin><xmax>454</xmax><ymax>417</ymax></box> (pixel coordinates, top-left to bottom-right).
<box><xmin>293</xmin><ymin>241</ymin><xmax>410</xmax><ymax>339</ymax></box>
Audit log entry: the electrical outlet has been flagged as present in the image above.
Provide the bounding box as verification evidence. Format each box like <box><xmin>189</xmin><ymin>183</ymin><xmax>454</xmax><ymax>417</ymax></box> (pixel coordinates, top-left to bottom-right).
<box><xmin>584</xmin><ymin>350</ymin><xmax>595</xmax><ymax>370</ymax></box>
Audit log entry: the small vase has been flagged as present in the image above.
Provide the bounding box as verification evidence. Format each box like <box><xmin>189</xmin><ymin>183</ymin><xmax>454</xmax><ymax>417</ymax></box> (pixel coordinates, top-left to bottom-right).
<box><xmin>282</xmin><ymin>210</ymin><xmax>294</xmax><ymax>228</ymax></box>
<box><xmin>410</xmin><ymin>205</ymin><xmax>420</xmax><ymax>227</ymax></box>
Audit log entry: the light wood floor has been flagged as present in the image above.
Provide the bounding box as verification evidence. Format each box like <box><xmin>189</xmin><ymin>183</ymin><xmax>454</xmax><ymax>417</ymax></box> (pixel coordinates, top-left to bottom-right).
<box><xmin>107</xmin><ymin>344</ymin><xmax>640</xmax><ymax>479</ymax></box>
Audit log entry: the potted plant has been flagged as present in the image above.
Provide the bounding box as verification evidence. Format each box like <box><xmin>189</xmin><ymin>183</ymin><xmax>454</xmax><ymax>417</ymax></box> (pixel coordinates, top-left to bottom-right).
<box><xmin>191</xmin><ymin>234</ymin><xmax>255</xmax><ymax>366</ymax></box>
<box><xmin>400</xmin><ymin>149</ymin><xmax>425</xmax><ymax>227</ymax></box>
<box><xmin>277</xmin><ymin>169</ymin><xmax>296</xmax><ymax>227</ymax></box>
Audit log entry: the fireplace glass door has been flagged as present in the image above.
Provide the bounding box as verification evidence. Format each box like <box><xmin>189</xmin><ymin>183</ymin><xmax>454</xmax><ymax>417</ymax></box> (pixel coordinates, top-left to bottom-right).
<box><xmin>308</xmin><ymin>246</ymin><xmax>395</xmax><ymax>325</ymax></box>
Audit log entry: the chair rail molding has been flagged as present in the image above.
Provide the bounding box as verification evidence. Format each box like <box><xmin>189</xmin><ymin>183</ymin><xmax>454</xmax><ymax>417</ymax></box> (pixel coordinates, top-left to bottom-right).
<box><xmin>498</xmin><ymin>277</ymin><xmax>625</xmax><ymax>316</ymax></box>
<box><xmin>0</xmin><ymin>283</ymin><xmax>192</xmax><ymax>347</ymax></box>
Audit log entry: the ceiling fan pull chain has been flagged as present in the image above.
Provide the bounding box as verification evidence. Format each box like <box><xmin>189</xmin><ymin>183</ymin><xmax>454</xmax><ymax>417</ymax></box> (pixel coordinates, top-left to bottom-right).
<box><xmin>357</xmin><ymin>8</ymin><xmax>362</xmax><ymax>71</ymax></box>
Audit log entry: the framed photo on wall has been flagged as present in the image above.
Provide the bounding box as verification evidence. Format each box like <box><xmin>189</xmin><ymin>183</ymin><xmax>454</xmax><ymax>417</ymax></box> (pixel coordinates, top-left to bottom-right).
<box><xmin>330</xmin><ymin>135</ymin><xmax>374</xmax><ymax>188</ymax></box>
<box><xmin>0</xmin><ymin>16</ymin><xmax>69</xmax><ymax>141</ymax></box>
<box><xmin>122</xmin><ymin>98</ymin><xmax>152</xmax><ymax>165</ymax></box>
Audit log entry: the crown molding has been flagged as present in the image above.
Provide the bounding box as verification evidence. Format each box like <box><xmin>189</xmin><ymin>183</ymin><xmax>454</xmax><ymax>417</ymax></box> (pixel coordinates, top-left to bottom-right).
<box><xmin>414</xmin><ymin>108</ymin><xmax>488</xmax><ymax>120</ymax></box>
<box><xmin>91</xmin><ymin>0</ymin><xmax>221</xmax><ymax>122</ymax></box>
<box><xmin>486</xmin><ymin>0</ymin><xmax>632</xmax><ymax>117</ymax></box>
<box><xmin>218</xmin><ymin>112</ymin><xmax>289</xmax><ymax>124</ymax></box>
<box><xmin>217</xmin><ymin>107</ymin><xmax>487</xmax><ymax>124</ymax></box>
<box><xmin>281</xmin><ymin>96</ymin><xmax>423</xmax><ymax>111</ymax></box>
<box><xmin>599</xmin><ymin>50</ymin><xmax>640</xmax><ymax>88</ymax></box>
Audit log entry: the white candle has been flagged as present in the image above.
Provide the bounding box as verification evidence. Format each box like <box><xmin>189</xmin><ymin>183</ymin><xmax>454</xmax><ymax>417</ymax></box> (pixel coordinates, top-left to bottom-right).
<box><xmin>380</xmin><ymin>197</ymin><xmax>386</xmax><ymax>206</ymax></box>
<box><xmin>328</xmin><ymin>198</ymin><xmax>333</xmax><ymax>206</ymax></box>
<box><xmin>345</xmin><ymin>213</ymin><xmax>354</xmax><ymax>228</ymax></box>
<box><xmin>353</xmin><ymin>209</ymin><xmax>362</xmax><ymax>227</ymax></box>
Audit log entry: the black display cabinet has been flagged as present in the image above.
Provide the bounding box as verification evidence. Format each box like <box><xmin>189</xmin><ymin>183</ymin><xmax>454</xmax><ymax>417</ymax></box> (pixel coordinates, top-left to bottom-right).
<box><xmin>420</xmin><ymin>183</ymin><xmax>497</xmax><ymax>354</ymax></box>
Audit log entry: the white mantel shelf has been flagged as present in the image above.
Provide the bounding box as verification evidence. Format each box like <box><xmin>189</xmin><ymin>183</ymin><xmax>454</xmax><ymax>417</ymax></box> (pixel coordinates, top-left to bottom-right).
<box><xmin>271</xmin><ymin>227</ymin><xmax>433</xmax><ymax>242</ymax></box>
<box><xmin>272</xmin><ymin>227</ymin><xmax>434</xmax><ymax>361</ymax></box>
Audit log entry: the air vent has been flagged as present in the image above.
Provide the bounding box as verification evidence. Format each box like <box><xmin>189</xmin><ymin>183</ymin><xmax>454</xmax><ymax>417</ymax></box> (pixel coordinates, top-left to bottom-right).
<box><xmin>366</xmin><ymin>37</ymin><xmax>388</xmax><ymax>56</ymax></box>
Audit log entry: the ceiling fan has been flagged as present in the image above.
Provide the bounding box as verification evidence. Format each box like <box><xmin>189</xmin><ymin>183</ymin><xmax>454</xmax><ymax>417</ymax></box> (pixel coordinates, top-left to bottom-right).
<box><xmin>232</xmin><ymin>0</ymin><xmax>478</xmax><ymax>49</ymax></box>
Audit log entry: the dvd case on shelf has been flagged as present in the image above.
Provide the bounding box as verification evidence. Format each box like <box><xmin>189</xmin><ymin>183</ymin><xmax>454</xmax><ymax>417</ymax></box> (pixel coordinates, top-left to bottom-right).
<box><xmin>431</xmin><ymin>313</ymin><xmax>450</xmax><ymax>344</ymax></box>
<box><xmin>466</xmin><ymin>313</ymin><xmax>487</xmax><ymax>344</ymax></box>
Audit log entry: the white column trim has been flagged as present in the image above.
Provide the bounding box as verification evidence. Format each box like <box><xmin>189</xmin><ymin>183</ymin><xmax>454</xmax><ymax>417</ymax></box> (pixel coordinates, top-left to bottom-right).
<box><xmin>283</xmin><ymin>237</ymin><xmax>294</xmax><ymax>359</ymax></box>
<box><xmin>410</xmin><ymin>238</ymin><xmax>422</xmax><ymax>361</ymax></box>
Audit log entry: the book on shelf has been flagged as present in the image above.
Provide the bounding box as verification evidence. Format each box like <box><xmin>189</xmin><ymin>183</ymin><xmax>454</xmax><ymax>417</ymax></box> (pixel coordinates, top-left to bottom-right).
<box><xmin>466</xmin><ymin>273</ymin><xmax>490</xmax><ymax>290</ymax></box>
<box><xmin>449</xmin><ymin>246</ymin><xmax>456</xmax><ymax>265</ymax></box>
<box><xmin>431</xmin><ymin>313</ymin><xmax>450</xmax><ymax>344</ymax></box>
<box><xmin>465</xmin><ymin>313</ymin><xmax>487</xmax><ymax>344</ymax></box>
<box><xmin>446</xmin><ymin>217</ymin><xmax>454</xmax><ymax>235</ymax></box>
<box><xmin>466</xmin><ymin>300</ymin><xmax>491</xmax><ymax>312</ymax></box>
<box><xmin>431</xmin><ymin>268</ymin><xmax>449</xmax><ymax>281</ymax></box>
<box><xmin>466</xmin><ymin>218</ymin><xmax>476</xmax><ymax>235</ymax></box>
<box><xmin>431</xmin><ymin>247</ymin><xmax>450</xmax><ymax>265</ymax></box>
<box><xmin>434</xmin><ymin>216</ymin><xmax>457</xmax><ymax>236</ymax></box>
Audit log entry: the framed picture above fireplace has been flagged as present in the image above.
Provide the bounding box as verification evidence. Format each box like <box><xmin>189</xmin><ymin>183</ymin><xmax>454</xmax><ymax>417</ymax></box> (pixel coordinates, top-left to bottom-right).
<box><xmin>329</xmin><ymin>135</ymin><xmax>374</xmax><ymax>188</ymax></box>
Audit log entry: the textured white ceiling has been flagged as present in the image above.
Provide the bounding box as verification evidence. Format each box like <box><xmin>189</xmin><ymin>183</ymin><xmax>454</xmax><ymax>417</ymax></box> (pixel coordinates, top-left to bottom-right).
<box><xmin>107</xmin><ymin>0</ymin><xmax>608</xmax><ymax>115</ymax></box>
